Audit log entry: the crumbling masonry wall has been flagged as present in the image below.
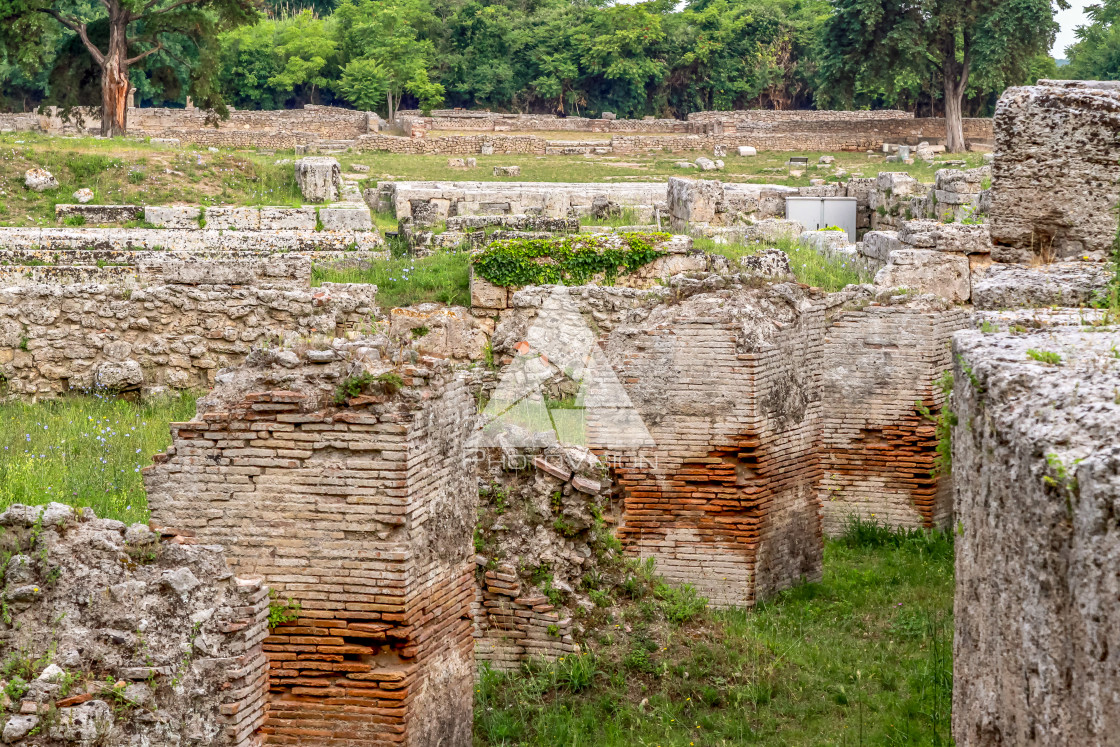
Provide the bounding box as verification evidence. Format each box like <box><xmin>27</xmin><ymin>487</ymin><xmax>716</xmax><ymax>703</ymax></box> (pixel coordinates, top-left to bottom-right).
<box><xmin>952</xmin><ymin>326</ymin><xmax>1120</xmax><ymax>746</ymax></box>
<box><xmin>602</xmin><ymin>285</ymin><xmax>825</xmax><ymax>607</ymax></box>
<box><xmin>820</xmin><ymin>301</ymin><xmax>969</xmax><ymax>534</ymax></box>
<box><xmin>145</xmin><ymin>354</ymin><xmax>476</xmax><ymax>747</ymax></box>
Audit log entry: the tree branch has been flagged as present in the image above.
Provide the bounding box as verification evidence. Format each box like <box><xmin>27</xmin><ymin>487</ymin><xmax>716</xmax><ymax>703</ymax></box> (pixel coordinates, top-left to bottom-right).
<box><xmin>133</xmin><ymin>0</ymin><xmax>200</xmax><ymax>21</ymax></box>
<box><xmin>125</xmin><ymin>40</ymin><xmax>163</xmax><ymax>65</ymax></box>
<box><xmin>39</xmin><ymin>9</ymin><xmax>105</xmax><ymax>66</ymax></box>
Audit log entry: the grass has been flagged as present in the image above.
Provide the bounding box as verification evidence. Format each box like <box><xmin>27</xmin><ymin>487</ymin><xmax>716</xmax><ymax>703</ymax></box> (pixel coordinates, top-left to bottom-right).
<box><xmin>702</xmin><ymin>236</ymin><xmax>873</xmax><ymax>292</ymax></box>
<box><xmin>476</xmin><ymin>518</ymin><xmax>954</xmax><ymax>746</ymax></box>
<box><xmin>312</xmin><ymin>250</ymin><xmax>472</xmax><ymax>308</ymax></box>
<box><xmin>0</xmin><ymin>132</ymin><xmax>302</xmax><ymax>226</ymax></box>
<box><xmin>0</xmin><ymin>392</ymin><xmax>197</xmax><ymax>525</ymax></box>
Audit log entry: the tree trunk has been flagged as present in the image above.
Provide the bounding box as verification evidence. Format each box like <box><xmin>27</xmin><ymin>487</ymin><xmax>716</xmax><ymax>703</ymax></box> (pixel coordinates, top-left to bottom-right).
<box><xmin>387</xmin><ymin>90</ymin><xmax>395</xmax><ymax>123</ymax></box>
<box><xmin>944</xmin><ymin>76</ymin><xmax>965</xmax><ymax>153</ymax></box>
<box><xmin>100</xmin><ymin>14</ymin><xmax>130</xmax><ymax>137</ymax></box>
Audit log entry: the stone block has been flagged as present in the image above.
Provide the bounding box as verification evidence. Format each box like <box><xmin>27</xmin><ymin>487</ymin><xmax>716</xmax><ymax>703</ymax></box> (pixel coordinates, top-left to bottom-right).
<box><xmin>319</xmin><ymin>207</ymin><xmax>373</xmax><ymax>231</ymax></box>
<box><xmin>990</xmin><ymin>81</ymin><xmax>1120</xmax><ymax>261</ymax></box>
<box><xmin>145</xmin><ymin>206</ymin><xmax>201</xmax><ymax>229</ymax></box>
<box><xmin>970</xmin><ymin>261</ymin><xmax>1114</xmax><ymax>310</ymax></box>
<box><xmin>471</xmin><ymin>273</ymin><xmax>508</xmax><ymax>310</ymax></box>
<box><xmin>295</xmin><ymin>157</ymin><xmax>342</xmax><ymax>203</ymax></box>
<box><xmin>738</xmin><ymin>146</ymin><xmax>758</xmax><ymax>157</ymax></box>
<box><xmin>874</xmin><ymin>249</ymin><xmax>971</xmax><ymax>302</ymax></box>
<box><xmin>205</xmin><ymin>207</ymin><xmax>261</xmax><ymax>231</ymax></box>
<box><xmin>859</xmin><ymin>231</ymin><xmax>903</xmax><ymax>263</ymax></box>
<box><xmin>952</xmin><ymin>324</ymin><xmax>1120</xmax><ymax>747</ymax></box>
<box><xmin>898</xmin><ymin>220</ymin><xmax>990</xmax><ymax>254</ymax></box>
<box><xmin>55</xmin><ymin>204</ymin><xmax>143</xmax><ymax>225</ymax></box>
<box><xmin>493</xmin><ymin>166</ymin><xmax>521</xmax><ymax>177</ymax></box>
<box><xmin>260</xmin><ymin>206</ymin><xmax>316</xmax><ymax>231</ymax></box>
<box><xmin>668</xmin><ymin>177</ymin><xmax>722</xmax><ymax>231</ymax></box>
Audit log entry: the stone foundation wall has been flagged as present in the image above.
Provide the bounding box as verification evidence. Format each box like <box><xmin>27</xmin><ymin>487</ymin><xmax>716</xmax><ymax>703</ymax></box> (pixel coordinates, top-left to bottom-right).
<box><xmin>990</xmin><ymin>80</ymin><xmax>1120</xmax><ymax>262</ymax></box>
<box><xmin>145</xmin><ymin>352</ymin><xmax>476</xmax><ymax>747</ymax></box>
<box><xmin>0</xmin><ymin>502</ymin><xmax>269</xmax><ymax>746</ymax></box>
<box><xmin>601</xmin><ymin>285</ymin><xmax>825</xmax><ymax>607</ymax></box>
<box><xmin>951</xmin><ymin>325</ymin><xmax>1120</xmax><ymax>746</ymax></box>
<box><xmin>0</xmin><ymin>281</ymin><xmax>377</xmax><ymax>396</ymax></box>
<box><xmin>820</xmin><ymin>301</ymin><xmax>969</xmax><ymax>534</ymax></box>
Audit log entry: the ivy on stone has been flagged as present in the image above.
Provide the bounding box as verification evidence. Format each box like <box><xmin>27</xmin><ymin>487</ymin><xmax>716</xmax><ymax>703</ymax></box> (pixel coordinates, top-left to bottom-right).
<box><xmin>471</xmin><ymin>232</ymin><xmax>669</xmax><ymax>288</ymax></box>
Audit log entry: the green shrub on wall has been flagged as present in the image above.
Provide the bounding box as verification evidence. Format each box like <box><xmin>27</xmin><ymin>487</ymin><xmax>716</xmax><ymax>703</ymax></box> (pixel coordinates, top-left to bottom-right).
<box><xmin>471</xmin><ymin>232</ymin><xmax>669</xmax><ymax>287</ymax></box>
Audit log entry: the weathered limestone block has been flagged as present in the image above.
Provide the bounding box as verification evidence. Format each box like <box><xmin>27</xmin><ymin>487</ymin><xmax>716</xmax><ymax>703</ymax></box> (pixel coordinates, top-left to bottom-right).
<box><xmin>738</xmin><ymin>146</ymin><xmax>757</xmax><ymax>156</ymax></box>
<box><xmin>971</xmin><ymin>261</ymin><xmax>1114</xmax><ymax>309</ymax></box>
<box><xmin>55</xmin><ymin>204</ymin><xmax>144</xmax><ymax>225</ymax></box>
<box><xmin>295</xmin><ymin>156</ymin><xmax>342</xmax><ymax>203</ymax></box>
<box><xmin>24</xmin><ymin>168</ymin><xmax>58</xmax><ymax>192</ymax></box>
<box><xmin>898</xmin><ymin>220</ymin><xmax>991</xmax><ymax>254</ymax></box>
<box><xmin>860</xmin><ymin>230</ymin><xmax>903</xmax><ymax>263</ymax></box>
<box><xmin>799</xmin><ymin>229</ymin><xmax>849</xmax><ymax>257</ymax></box>
<box><xmin>952</xmin><ymin>325</ymin><xmax>1120</xmax><ymax>747</ymax></box>
<box><xmin>205</xmin><ymin>207</ymin><xmax>261</xmax><ymax>231</ymax></box>
<box><xmin>0</xmin><ymin>503</ymin><xmax>269</xmax><ymax>747</ymax></box>
<box><xmin>990</xmin><ymin>81</ymin><xmax>1120</xmax><ymax>262</ymax></box>
<box><xmin>471</xmin><ymin>273</ymin><xmax>509</xmax><ymax>310</ymax></box>
<box><xmin>388</xmin><ymin>305</ymin><xmax>489</xmax><ymax>361</ymax></box>
<box><xmin>145</xmin><ymin>206</ymin><xmax>201</xmax><ymax>229</ymax></box>
<box><xmin>259</xmin><ymin>206</ymin><xmax>316</xmax><ymax>230</ymax></box>
<box><xmin>668</xmin><ymin>177</ymin><xmax>722</xmax><ymax>231</ymax></box>
<box><xmin>318</xmin><ymin>206</ymin><xmax>373</xmax><ymax>231</ymax></box>
<box><xmin>493</xmin><ymin>166</ymin><xmax>521</xmax><ymax>176</ymax></box>
<box><xmin>875</xmin><ymin>249</ymin><xmax>971</xmax><ymax>302</ymax></box>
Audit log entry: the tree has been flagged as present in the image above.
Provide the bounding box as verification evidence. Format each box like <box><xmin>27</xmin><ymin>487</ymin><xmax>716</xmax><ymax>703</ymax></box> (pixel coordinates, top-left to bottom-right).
<box><xmin>821</xmin><ymin>0</ymin><xmax>1066</xmax><ymax>152</ymax></box>
<box><xmin>1065</xmin><ymin>0</ymin><xmax>1120</xmax><ymax>80</ymax></box>
<box><xmin>0</xmin><ymin>0</ymin><xmax>258</xmax><ymax>135</ymax></box>
<box><xmin>334</xmin><ymin>0</ymin><xmax>444</xmax><ymax>120</ymax></box>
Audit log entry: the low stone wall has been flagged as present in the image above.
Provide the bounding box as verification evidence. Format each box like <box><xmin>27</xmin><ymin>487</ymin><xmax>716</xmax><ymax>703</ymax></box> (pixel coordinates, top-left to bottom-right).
<box><xmin>951</xmin><ymin>324</ymin><xmax>1120</xmax><ymax>746</ymax></box>
<box><xmin>990</xmin><ymin>81</ymin><xmax>1120</xmax><ymax>262</ymax></box>
<box><xmin>0</xmin><ymin>226</ymin><xmax>384</xmax><ymax>252</ymax></box>
<box><xmin>376</xmin><ymin>181</ymin><xmax>669</xmax><ymax>220</ymax></box>
<box><xmin>0</xmin><ymin>281</ymin><xmax>377</xmax><ymax>396</ymax></box>
<box><xmin>399</xmin><ymin>109</ymin><xmax>686</xmax><ymax>133</ymax></box>
<box><xmin>0</xmin><ymin>112</ymin><xmax>43</xmax><ymax>132</ymax></box>
<box><xmin>820</xmin><ymin>297</ymin><xmax>968</xmax><ymax>534</ymax></box>
<box><xmin>0</xmin><ymin>502</ymin><xmax>269</xmax><ymax>746</ymax></box>
<box><xmin>686</xmin><ymin>109</ymin><xmax>914</xmax><ymax>123</ymax></box>
<box><xmin>145</xmin><ymin>350</ymin><xmax>476</xmax><ymax>747</ymax></box>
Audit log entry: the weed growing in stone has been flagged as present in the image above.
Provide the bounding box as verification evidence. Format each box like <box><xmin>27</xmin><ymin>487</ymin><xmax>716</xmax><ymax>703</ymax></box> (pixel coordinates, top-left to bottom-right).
<box><xmin>268</xmin><ymin>592</ymin><xmax>302</xmax><ymax>629</ymax></box>
<box><xmin>1027</xmin><ymin>348</ymin><xmax>1063</xmax><ymax>365</ymax></box>
<box><xmin>916</xmin><ymin>371</ymin><xmax>957</xmax><ymax>478</ymax></box>
<box><xmin>0</xmin><ymin>393</ymin><xmax>197</xmax><ymax>524</ymax></box>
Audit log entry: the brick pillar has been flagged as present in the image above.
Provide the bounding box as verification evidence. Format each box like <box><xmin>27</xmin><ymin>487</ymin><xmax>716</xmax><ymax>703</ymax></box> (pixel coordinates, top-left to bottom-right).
<box><xmin>145</xmin><ymin>363</ymin><xmax>476</xmax><ymax>747</ymax></box>
<box><xmin>602</xmin><ymin>291</ymin><xmax>825</xmax><ymax>608</ymax></box>
<box><xmin>819</xmin><ymin>305</ymin><xmax>970</xmax><ymax>533</ymax></box>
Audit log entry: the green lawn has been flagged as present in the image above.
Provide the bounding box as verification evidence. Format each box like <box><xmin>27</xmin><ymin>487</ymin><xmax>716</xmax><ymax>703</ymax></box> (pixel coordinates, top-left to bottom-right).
<box><xmin>0</xmin><ymin>131</ymin><xmax>987</xmax><ymax>228</ymax></box>
<box><xmin>476</xmin><ymin>522</ymin><xmax>954</xmax><ymax>747</ymax></box>
<box><xmin>0</xmin><ymin>393</ymin><xmax>197</xmax><ymax>525</ymax></box>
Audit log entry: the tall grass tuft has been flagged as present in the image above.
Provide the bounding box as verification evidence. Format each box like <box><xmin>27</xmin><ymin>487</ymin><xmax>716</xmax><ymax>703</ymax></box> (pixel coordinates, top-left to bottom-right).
<box><xmin>699</xmin><ymin>236</ymin><xmax>873</xmax><ymax>292</ymax></box>
<box><xmin>837</xmin><ymin>515</ymin><xmax>954</xmax><ymax>560</ymax></box>
<box><xmin>312</xmin><ymin>251</ymin><xmax>471</xmax><ymax>308</ymax></box>
<box><xmin>0</xmin><ymin>393</ymin><xmax>197</xmax><ymax>524</ymax></box>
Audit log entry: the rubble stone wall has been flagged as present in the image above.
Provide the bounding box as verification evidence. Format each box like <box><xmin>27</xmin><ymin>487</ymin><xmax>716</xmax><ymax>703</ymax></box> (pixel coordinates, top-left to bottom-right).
<box><xmin>952</xmin><ymin>325</ymin><xmax>1120</xmax><ymax>747</ymax></box>
<box><xmin>0</xmin><ymin>502</ymin><xmax>269</xmax><ymax>747</ymax></box>
<box><xmin>145</xmin><ymin>354</ymin><xmax>476</xmax><ymax>747</ymax></box>
<box><xmin>820</xmin><ymin>303</ymin><xmax>969</xmax><ymax>534</ymax></box>
<box><xmin>0</xmin><ymin>282</ymin><xmax>377</xmax><ymax>396</ymax></box>
<box><xmin>601</xmin><ymin>285</ymin><xmax>826</xmax><ymax>607</ymax></box>
<box><xmin>990</xmin><ymin>81</ymin><xmax>1120</xmax><ymax>262</ymax></box>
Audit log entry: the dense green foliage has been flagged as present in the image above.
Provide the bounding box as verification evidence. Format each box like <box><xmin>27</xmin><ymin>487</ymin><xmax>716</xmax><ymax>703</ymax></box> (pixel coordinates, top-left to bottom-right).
<box><xmin>471</xmin><ymin>233</ymin><xmax>667</xmax><ymax>287</ymax></box>
<box><xmin>1</xmin><ymin>0</ymin><xmax>1066</xmax><ymax>119</ymax></box>
<box><xmin>1065</xmin><ymin>0</ymin><xmax>1120</xmax><ymax>80</ymax></box>
<box><xmin>477</xmin><ymin>518</ymin><xmax>954</xmax><ymax>745</ymax></box>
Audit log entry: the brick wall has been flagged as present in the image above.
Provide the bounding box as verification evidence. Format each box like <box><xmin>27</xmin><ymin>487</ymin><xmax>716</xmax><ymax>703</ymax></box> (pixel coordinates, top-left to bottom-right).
<box><xmin>145</xmin><ymin>355</ymin><xmax>476</xmax><ymax>747</ymax></box>
<box><xmin>820</xmin><ymin>303</ymin><xmax>969</xmax><ymax>534</ymax></box>
<box><xmin>598</xmin><ymin>286</ymin><xmax>826</xmax><ymax>607</ymax></box>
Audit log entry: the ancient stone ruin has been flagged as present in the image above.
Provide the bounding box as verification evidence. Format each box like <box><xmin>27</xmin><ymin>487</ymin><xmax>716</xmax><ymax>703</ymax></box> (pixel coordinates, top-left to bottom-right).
<box><xmin>0</xmin><ymin>80</ymin><xmax>1117</xmax><ymax>747</ymax></box>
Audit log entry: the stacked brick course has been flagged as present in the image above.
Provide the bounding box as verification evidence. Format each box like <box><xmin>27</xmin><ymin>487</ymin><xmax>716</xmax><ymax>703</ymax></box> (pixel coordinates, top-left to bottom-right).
<box><xmin>473</xmin><ymin>564</ymin><xmax>579</xmax><ymax>671</ymax></box>
<box><xmin>599</xmin><ymin>285</ymin><xmax>826</xmax><ymax>607</ymax></box>
<box><xmin>820</xmin><ymin>301</ymin><xmax>969</xmax><ymax>533</ymax></box>
<box><xmin>145</xmin><ymin>353</ymin><xmax>476</xmax><ymax>746</ymax></box>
